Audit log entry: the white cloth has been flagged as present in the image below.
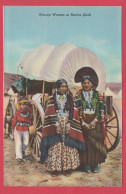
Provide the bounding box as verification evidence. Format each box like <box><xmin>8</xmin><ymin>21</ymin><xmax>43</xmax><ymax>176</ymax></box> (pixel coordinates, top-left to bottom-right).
<box><xmin>83</xmin><ymin>108</ymin><xmax>95</xmax><ymax>114</ymax></box>
<box><xmin>14</xmin><ymin>128</ymin><xmax>29</xmax><ymax>159</ymax></box>
<box><xmin>31</xmin><ymin>94</ymin><xmax>45</xmax><ymax>123</ymax></box>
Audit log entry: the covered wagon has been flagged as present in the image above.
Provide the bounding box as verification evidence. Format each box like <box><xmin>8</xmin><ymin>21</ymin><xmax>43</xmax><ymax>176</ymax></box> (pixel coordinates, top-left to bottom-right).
<box><xmin>4</xmin><ymin>43</ymin><xmax>121</xmax><ymax>160</ymax></box>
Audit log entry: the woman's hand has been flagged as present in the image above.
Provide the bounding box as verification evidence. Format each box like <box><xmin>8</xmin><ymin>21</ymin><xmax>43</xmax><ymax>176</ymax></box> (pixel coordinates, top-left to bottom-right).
<box><xmin>56</xmin><ymin>125</ymin><xmax>62</xmax><ymax>134</ymax></box>
<box><xmin>66</xmin><ymin>123</ymin><xmax>70</xmax><ymax>134</ymax></box>
<box><xmin>89</xmin><ymin>119</ymin><xmax>98</xmax><ymax>129</ymax></box>
<box><xmin>66</xmin><ymin>126</ymin><xmax>70</xmax><ymax>134</ymax></box>
<box><xmin>82</xmin><ymin>122</ymin><xmax>91</xmax><ymax>130</ymax></box>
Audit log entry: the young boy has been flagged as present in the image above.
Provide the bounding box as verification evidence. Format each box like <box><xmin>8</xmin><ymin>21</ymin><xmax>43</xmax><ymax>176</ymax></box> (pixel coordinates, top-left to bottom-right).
<box><xmin>11</xmin><ymin>96</ymin><xmax>31</xmax><ymax>164</ymax></box>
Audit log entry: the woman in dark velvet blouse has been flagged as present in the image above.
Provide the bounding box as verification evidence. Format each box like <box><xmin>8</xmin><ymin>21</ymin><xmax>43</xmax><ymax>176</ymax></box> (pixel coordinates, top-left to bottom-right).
<box><xmin>74</xmin><ymin>76</ymin><xmax>107</xmax><ymax>173</ymax></box>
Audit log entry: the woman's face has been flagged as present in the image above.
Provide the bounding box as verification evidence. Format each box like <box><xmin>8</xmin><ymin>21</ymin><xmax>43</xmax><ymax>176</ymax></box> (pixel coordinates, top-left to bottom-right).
<box><xmin>82</xmin><ymin>79</ymin><xmax>92</xmax><ymax>91</ymax></box>
<box><xmin>57</xmin><ymin>82</ymin><xmax>68</xmax><ymax>95</ymax></box>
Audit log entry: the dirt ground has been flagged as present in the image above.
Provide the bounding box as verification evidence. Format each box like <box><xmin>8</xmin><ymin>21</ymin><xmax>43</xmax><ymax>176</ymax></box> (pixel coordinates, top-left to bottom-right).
<box><xmin>4</xmin><ymin>96</ymin><xmax>122</xmax><ymax>187</ymax></box>
<box><xmin>4</xmin><ymin>135</ymin><xmax>122</xmax><ymax>187</ymax></box>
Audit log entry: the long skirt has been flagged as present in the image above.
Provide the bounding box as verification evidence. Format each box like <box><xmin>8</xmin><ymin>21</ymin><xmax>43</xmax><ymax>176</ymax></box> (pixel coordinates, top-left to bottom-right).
<box><xmin>80</xmin><ymin>114</ymin><xmax>107</xmax><ymax>167</ymax></box>
<box><xmin>45</xmin><ymin>142</ymin><xmax>80</xmax><ymax>172</ymax></box>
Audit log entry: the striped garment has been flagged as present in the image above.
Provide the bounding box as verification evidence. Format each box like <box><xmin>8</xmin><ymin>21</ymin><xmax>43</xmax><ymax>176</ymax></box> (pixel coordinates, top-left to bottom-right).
<box><xmin>40</xmin><ymin>94</ymin><xmax>86</xmax><ymax>163</ymax></box>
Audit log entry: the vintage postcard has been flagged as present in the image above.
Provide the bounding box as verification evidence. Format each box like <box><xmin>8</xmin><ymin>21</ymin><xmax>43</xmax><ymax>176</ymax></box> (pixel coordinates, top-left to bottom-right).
<box><xmin>0</xmin><ymin>0</ymin><xmax>126</xmax><ymax>194</ymax></box>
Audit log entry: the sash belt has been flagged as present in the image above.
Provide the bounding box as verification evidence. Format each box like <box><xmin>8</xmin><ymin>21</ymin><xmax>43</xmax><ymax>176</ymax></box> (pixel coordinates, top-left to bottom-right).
<box><xmin>83</xmin><ymin>108</ymin><xmax>95</xmax><ymax>114</ymax></box>
<box><xmin>16</xmin><ymin>123</ymin><xmax>29</xmax><ymax>127</ymax></box>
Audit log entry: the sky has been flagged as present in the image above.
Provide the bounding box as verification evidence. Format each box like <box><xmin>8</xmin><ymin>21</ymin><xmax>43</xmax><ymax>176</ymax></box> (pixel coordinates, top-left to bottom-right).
<box><xmin>4</xmin><ymin>6</ymin><xmax>122</xmax><ymax>83</ymax></box>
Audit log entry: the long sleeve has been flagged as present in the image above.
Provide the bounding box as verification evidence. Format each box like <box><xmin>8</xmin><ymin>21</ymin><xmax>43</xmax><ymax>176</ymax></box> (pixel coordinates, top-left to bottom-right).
<box><xmin>26</xmin><ymin>108</ymin><xmax>32</xmax><ymax>125</ymax></box>
<box><xmin>94</xmin><ymin>94</ymin><xmax>100</xmax><ymax>120</ymax></box>
<box><xmin>11</xmin><ymin>108</ymin><xmax>31</xmax><ymax>131</ymax></box>
<box><xmin>68</xmin><ymin>96</ymin><xmax>74</xmax><ymax>122</ymax></box>
<box><xmin>11</xmin><ymin>111</ymin><xmax>18</xmax><ymax>130</ymax></box>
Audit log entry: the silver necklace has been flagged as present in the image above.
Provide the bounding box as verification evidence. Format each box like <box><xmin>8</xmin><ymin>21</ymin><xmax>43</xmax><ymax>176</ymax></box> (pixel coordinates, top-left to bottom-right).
<box><xmin>82</xmin><ymin>89</ymin><xmax>93</xmax><ymax>108</ymax></box>
<box><xmin>56</xmin><ymin>92</ymin><xmax>67</xmax><ymax>111</ymax></box>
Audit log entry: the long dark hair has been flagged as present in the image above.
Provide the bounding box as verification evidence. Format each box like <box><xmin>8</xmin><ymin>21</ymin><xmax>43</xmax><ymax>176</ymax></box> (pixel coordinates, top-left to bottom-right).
<box><xmin>54</xmin><ymin>79</ymin><xmax>68</xmax><ymax>89</ymax></box>
<box><xmin>81</xmin><ymin>76</ymin><xmax>93</xmax><ymax>84</ymax></box>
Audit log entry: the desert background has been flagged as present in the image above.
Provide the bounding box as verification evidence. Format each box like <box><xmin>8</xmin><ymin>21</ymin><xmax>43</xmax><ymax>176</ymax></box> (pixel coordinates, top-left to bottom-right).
<box><xmin>4</xmin><ymin>73</ymin><xmax>122</xmax><ymax>187</ymax></box>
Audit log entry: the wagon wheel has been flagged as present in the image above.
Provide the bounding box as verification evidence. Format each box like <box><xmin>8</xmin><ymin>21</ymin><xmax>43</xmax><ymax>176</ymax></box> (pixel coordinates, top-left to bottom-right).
<box><xmin>106</xmin><ymin>102</ymin><xmax>121</xmax><ymax>152</ymax></box>
<box><xmin>29</xmin><ymin>100</ymin><xmax>44</xmax><ymax>161</ymax></box>
<box><xmin>4</xmin><ymin>100</ymin><xmax>16</xmax><ymax>137</ymax></box>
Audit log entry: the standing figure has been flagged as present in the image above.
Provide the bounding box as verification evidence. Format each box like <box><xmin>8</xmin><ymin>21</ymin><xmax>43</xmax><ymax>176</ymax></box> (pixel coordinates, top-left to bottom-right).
<box><xmin>11</xmin><ymin>96</ymin><xmax>31</xmax><ymax>164</ymax></box>
<box><xmin>40</xmin><ymin>79</ymin><xmax>86</xmax><ymax>177</ymax></box>
<box><xmin>74</xmin><ymin>76</ymin><xmax>107</xmax><ymax>173</ymax></box>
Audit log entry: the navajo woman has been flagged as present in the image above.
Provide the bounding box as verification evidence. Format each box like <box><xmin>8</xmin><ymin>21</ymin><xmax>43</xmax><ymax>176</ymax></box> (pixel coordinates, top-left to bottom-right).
<box><xmin>74</xmin><ymin>76</ymin><xmax>107</xmax><ymax>173</ymax></box>
<box><xmin>40</xmin><ymin>79</ymin><xmax>86</xmax><ymax>176</ymax></box>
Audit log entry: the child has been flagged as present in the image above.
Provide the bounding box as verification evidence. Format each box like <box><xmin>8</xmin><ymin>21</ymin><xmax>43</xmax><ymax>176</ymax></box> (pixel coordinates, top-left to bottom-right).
<box><xmin>11</xmin><ymin>96</ymin><xmax>31</xmax><ymax>164</ymax></box>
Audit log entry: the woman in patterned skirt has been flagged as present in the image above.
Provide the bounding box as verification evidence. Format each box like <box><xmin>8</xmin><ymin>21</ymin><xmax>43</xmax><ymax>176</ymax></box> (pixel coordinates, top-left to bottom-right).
<box><xmin>74</xmin><ymin>76</ymin><xmax>107</xmax><ymax>173</ymax></box>
<box><xmin>40</xmin><ymin>79</ymin><xmax>86</xmax><ymax>177</ymax></box>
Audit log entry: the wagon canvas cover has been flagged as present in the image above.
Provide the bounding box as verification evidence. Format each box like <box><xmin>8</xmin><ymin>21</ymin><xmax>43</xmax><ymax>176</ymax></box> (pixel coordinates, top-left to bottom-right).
<box><xmin>18</xmin><ymin>43</ymin><xmax>106</xmax><ymax>93</ymax></box>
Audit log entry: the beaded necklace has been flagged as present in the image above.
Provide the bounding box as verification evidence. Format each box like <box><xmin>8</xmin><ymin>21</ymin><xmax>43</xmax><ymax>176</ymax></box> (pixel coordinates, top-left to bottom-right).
<box><xmin>19</xmin><ymin>111</ymin><xmax>30</xmax><ymax>118</ymax></box>
<box><xmin>56</xmin><ymin>92</ymin><xmax>67</xmax><ymax>116</ymax></box>
<box><xmin>82</xmin><ymin>89</ymin><xmax>93</xmax><ymax>108</ymax></box>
